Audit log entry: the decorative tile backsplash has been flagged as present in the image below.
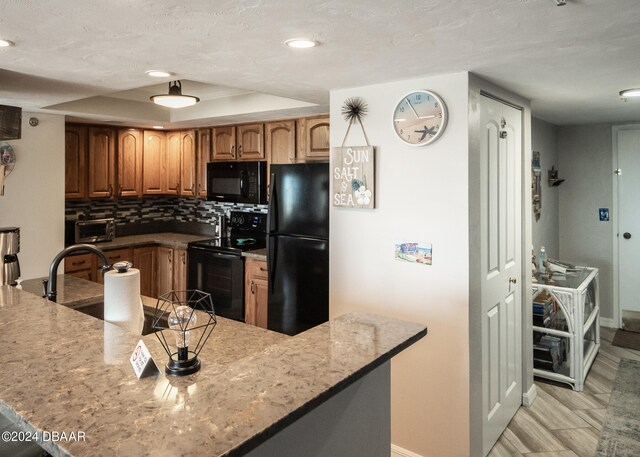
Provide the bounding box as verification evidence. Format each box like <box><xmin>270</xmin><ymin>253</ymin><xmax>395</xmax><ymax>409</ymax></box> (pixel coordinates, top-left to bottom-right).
<box><xmin>66</xmin><ymin>197</ymin><xmax>267</xmax><ymax>227</ymax></box>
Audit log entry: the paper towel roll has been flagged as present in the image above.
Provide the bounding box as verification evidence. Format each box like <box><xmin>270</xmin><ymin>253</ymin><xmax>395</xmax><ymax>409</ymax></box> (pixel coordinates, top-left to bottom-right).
<box><xmin>104</xmin><ymin>268</ymin><xmax>144</xmax><ymax>335</ymax></box>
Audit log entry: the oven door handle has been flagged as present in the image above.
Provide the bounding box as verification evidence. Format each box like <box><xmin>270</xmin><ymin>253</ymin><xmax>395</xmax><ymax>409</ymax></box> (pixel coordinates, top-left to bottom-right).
<box><xmin>188</xmin><ymin>247</ymin><xmax>240</xmax><ymax>260</ymax></box>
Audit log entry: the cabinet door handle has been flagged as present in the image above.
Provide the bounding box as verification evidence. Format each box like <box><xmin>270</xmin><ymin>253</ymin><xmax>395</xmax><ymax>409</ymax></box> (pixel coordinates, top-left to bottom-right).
<box><xmin>111</xmin><ymin>255</ymin><xmax>121</xmax><ymax>260</ymax></box>
<box><xmin>251</xmin><ymin>282</ymin><xmax>255</xmax><ymax>294</ymax></box>
<box><xmin>231</xmin><ymin>145</ymin><xmax>235</xmax><ymax>156</ymax></box>
<box><xmin>191</xmin><ymin>183</ymin><xmax>195</xmax><ymax>193</ymax></box>
<box><xmin>259</xmin><ymin>267</ymin><xmax>268</xmax><ymax>272</ymax></box>
<box><xmin>108</xmin><ymin>185</ymin><xmax>113</xmax><ymax>197</ymax></box>
<box><xmin>238</xmin><ymin>144</ymin><xmax>243</xmax><ymax>156</ymax></box>
<box><xmin>119</xmin><ymin>185</ymin><xmax>123</xmax><ymax>195</ymax></box>
<box><xmin>509</xmin><ymin>277</ymin><xmax>517</xmax><ymax>284</ymax></box>
<box><xmin>73</xmin><ymin>260</ymin><xmax>86</xmax><ymax>266</ymax></box>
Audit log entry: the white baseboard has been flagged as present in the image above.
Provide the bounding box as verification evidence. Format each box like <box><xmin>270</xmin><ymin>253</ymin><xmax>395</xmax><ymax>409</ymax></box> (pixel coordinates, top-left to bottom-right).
<box><xmin>600</xmin><ymin>317</ymin><xmax>617</xmax><ymax>328</ymax></box>
<box><xmin>391</xmin><ymin>443</ymin><xmax>424</xmax><ymax>457</ymax></box>
<box><xmin>522</xmin><ymin>383</ymin><xmax>538</xmax><ymax>407</ymax></box>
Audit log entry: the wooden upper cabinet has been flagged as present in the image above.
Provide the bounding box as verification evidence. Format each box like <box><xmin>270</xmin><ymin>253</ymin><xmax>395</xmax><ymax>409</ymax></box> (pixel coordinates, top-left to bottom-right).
<box><xmin>298</xmin><ymin>116</ymin><xmax>330</xmax><ymax>160</ymax></box>
<box><xmin>180</xmin><ymin>130</ymin><xmax>196</xmax><ymax>196</ymax></box>
<box><xmin>164</xmin><ymin>132</ymin><xmax>181</xmax><ymax>195</ymax></box>
<box><xmin>212</xmin><ymin>126</ymin><xmax>236</xmax><ymax>160</ymax></box>
<box><xmin>143</xmin><ymin>130</ymin><xmax>165</xmax><ymax>195</ymax></box>
<box><xmin>266</xmin><ymin>121</ymin><xmax>296</xmax><ymax>165</ymax></box>
<box><xmin>237</xmin><ymin>123</ymin><xmax>264</xmax><ymax>160</ymax></box>
<box><xmin>65</xmin><ymin>125</ymin><xmax>87</xmax><ymax>199</ymax></box>
<box><xmin>196</xmin><ymin>128</ymin><xmax>211</xmax><ymax>198</ymax></box>
<box><xmin>88</xmin><ymin>127</ymin><xmax>116</xmax><ymax>198</ymax></box>
<box><xmin>117</xmin><ymin>129</ymin><xmax>143</xmax><ymax>197</ymax></box>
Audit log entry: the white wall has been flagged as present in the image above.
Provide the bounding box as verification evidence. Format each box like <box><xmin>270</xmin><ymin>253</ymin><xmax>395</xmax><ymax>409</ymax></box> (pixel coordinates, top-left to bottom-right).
<box><xmin>330</xmin><ymin>73</ymin><xmax>470</xmax><ymax>457</ymax></box>
<box><xmin>532</xmin><ymin>118</ymin><xmax>560</xmax><ymax>258</ymax></box>
<box><xmin>0</xmin><ymin>113</ymin><xmax>65</xmax><ymax>280</ymax></box>
<box><xmin>558</xmin><ymin>124</ymin><xmax>614</xmax><ymax>319</ymax></box>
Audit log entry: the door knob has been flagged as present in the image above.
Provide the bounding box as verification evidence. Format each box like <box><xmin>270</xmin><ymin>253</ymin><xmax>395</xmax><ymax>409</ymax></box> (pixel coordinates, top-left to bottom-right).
<box><xmin>624</xmin><ymin>232</ymin><xmax>632</xmax><ymax>239</ymax></box>
<box><xmin>509</xmin><ymin>277</ymin><xmax>517</xmax><ymax>284</ymax></box>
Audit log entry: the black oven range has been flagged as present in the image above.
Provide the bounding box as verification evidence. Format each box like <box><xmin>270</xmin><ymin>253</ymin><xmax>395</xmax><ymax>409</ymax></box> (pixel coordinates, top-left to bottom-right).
<box><xmin>187</xmin><ymin>211</ymin><xmax>267</xmax><ymax>322</ymax></box>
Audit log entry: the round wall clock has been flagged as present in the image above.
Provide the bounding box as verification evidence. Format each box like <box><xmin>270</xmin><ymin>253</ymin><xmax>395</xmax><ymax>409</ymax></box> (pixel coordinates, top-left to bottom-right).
<box><xmin>392</xmin><ymin>90</ymin><xmax>448</xmax><ymax>146</ymax></box>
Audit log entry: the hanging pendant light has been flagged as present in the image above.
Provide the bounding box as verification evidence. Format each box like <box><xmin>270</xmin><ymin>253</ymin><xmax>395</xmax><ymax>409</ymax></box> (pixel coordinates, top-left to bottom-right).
<box><xmin>150</xmin><ymin>81</ymin><xmax>200</xmax><ymax>108</ymax></box>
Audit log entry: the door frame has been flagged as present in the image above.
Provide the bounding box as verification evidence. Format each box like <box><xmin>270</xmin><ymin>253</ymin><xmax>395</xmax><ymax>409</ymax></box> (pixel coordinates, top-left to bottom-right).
<box><xmin>611</xmin><ymin>124</ymin><xmax>640</xmax><ymax>329</ymax></box>
<box><xmin>468</xmin><ymin>74</ymin><xmax>534</xmax><ymax>456</ymax></box>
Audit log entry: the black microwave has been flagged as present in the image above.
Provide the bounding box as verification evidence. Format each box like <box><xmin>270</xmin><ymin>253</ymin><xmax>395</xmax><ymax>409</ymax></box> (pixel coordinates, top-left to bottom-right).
<box><xmin>207</xmin><ymin>161</ymin><xmax>266</xmax><ymax>204</ymax></box>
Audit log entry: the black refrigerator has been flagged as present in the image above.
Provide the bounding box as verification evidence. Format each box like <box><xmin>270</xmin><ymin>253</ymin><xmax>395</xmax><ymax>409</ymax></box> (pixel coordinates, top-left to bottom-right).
<box><xmin>267</xmin><ymin>162</ymin><xmax>329</xmax><ymax>336</ymax></box>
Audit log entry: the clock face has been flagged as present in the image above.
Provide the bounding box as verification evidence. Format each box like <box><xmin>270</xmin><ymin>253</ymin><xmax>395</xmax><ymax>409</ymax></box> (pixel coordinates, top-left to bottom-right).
<box><xmin>393</xmin><ymin>90</ymin><xmax>447</xmax><ymax>146</ymax></box>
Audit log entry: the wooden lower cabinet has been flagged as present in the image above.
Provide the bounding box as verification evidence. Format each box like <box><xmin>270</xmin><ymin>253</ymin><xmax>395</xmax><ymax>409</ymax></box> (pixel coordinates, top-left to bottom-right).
<box><xmin>133</xmin><ymin>246</ymin><xmax>157</xmax><ymax>298</ymax></box>
<box><xmin>96</xmin><ymin>248</ymin><xmax>133</xmax><ymax>284</ymax></box>
<box><xmin>244</xmin><ymin>258</ymin><xmax>268</xmax><ymax>328</ymax></box>
<box><xmin>173</xmin><ymin>248</ymin><xmax>188</xmax><ymax>291</ymax></box>
<box><xmin>156</xmin><ymin>246</ymin><xmax>174</xmax><ymax>297</ymax></box>
<box><xmin>157</xmin><ymin>247</ymin><xmax>187</xmax><ymax>297</ymax></box>
<box><xmin>64</xmin><ymin>253</ymin><xmax>96</xmax><ymax>282</ymax></box>
<box><xmin>64</xmin><ymin>244</ymin><xmax>185</xmax><ymax>299</ymax></box>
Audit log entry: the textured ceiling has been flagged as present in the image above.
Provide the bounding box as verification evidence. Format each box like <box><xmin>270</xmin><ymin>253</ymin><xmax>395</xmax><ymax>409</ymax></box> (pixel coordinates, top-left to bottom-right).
<box><xmin>1</xmin><ymin>0</ymin><xmax>639</xmax><ymax>126</ymax></box>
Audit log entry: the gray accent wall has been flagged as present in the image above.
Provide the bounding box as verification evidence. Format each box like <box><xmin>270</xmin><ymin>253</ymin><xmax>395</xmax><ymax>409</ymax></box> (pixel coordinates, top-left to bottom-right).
<box><xmin>558</xmin><ymin>124</ymin><xmax>614</xmax><ymax>320</ymax></box>
<box><xmin>532</xmin><ymin>117</ymin><xmax>560</xmax><ymax>259</ymax></box>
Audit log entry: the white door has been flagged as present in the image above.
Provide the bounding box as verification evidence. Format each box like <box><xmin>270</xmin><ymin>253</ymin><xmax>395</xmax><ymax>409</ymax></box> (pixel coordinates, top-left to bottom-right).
<box><xmin>480</xmin><ymin>95</ymin><xmax>523</xmax><ymax>456</ymax></box>
<box><xmin>617</xmin><ymin>127</ymin><xmax>640</xmax><ymax>315</ymax></box>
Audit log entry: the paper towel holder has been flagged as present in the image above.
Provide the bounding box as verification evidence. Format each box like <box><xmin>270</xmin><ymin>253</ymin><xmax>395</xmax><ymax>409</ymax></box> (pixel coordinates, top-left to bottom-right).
<box><xmin>113</xmin><ymin>261</ymin><xmax>133</xmax><ymax>273</ymax></box>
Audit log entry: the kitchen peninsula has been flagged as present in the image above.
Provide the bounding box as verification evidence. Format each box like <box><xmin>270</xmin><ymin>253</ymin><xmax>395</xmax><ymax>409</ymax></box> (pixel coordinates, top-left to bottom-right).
<box><xmin>0</xmin><ymin>281</ymin><xmax>426</xmax><ymax>457</ymax></box>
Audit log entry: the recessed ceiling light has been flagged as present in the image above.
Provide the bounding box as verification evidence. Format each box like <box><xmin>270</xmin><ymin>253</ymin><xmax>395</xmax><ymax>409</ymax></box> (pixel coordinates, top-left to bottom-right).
<box><xmin>620</xmin><ymin>88</ymin><xmax>640</xmax><ymax>98</ymax></box>
<box><xmin>0</xmin><ymin>39</ymin><xmax>15</xmax><ymax>47</ymax></box>
<box><xmin>285</xmin><ymin>38</ymin><xmax>318</xmax><ymax>49</ymax></box>
<box><xmin>153</xmin><ymin>125</ymin><xmax>164</xmax><ymax>129</ymax></box>
<box><xmin>146</xmin><ymin>70</ymin><xmax>173</xmax><ymax>78</ymax></box>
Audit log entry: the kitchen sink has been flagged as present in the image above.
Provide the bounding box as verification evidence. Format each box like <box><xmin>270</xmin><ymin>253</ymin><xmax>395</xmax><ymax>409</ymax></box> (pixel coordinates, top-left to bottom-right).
<box><xmin>72</xmin><ymin>302</ymin><xmax>163</xmax><ymax>336</ymax></box>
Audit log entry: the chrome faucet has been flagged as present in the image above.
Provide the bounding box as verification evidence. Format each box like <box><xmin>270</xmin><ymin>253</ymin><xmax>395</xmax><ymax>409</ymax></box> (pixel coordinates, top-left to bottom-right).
<box><xmin>43</xmin><ymin>244</ymin><xmax>111</xmax><ymax>302</ymax></box>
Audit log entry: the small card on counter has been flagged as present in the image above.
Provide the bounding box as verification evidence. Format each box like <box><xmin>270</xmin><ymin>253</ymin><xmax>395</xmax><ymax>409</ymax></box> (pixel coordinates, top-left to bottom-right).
<box><xmin>130</xmin><ymin>340</ymin><xmax>159</xmax><ymax>379</ymax></box>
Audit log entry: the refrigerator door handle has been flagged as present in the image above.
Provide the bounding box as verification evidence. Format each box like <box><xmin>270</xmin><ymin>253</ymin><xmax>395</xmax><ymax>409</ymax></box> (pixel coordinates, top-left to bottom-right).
<box><xmin>267</xmin><ymin>172</ymin><xmax>278</xmax><ymax>233</ymax></box>
<box><xmin>267</xmin><ymin>236</ymin><xmax>277</xmax><ymax>294</ymax></box>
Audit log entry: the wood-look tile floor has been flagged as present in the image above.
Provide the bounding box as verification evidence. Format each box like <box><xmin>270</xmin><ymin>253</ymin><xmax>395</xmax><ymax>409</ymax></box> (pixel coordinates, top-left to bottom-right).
<box><xmin>488</xmin><ymin>327</ymin><xmax>640</xmax><ymax>457</ymax></box>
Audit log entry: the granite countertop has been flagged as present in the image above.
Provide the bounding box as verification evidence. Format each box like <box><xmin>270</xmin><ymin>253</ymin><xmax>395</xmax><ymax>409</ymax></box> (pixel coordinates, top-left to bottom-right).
<box><xmin>92</xmin><ymin>232</ymin><xmax>211</xmax><ymax>250</ymax></box>
<box><xmin>241</xmin><ymin>248</ymin><xmax>267</xmax><ymax>260</ymax></box>
<box><xmin>22</xmin><ymin>274</ymin><xmax>104</xmax><ymax>308</ymax></box>
<box><xmin>0</xmin><ymin>285</ymin><xmax>426</xmax><ymax>457</ymax></box>
<box><xmin>77</xmin><ymin>232</ymin><xmax>267</xmax><ymax>260</ymax></box>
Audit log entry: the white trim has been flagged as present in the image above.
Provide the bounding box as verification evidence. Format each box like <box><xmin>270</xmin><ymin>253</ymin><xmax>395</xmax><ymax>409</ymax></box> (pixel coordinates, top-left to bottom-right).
<box><xmin>612</xmin><ymin>124</ymin><xmax>640</xmax><ymax>329</ymax></box>
<box><xmin>391</xmin><ymin>444</ymin><xmax>424</xmax><ymax>457</ymax></box>
<box><xmin>522</xmin><ymin>383</ymin><xmax>538</xmax><ymax>407</ymax></box>
<box><xmin>600</xmin><ymin>317</ymin><xmax>617</xmax><ymax>329</ymax></box>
